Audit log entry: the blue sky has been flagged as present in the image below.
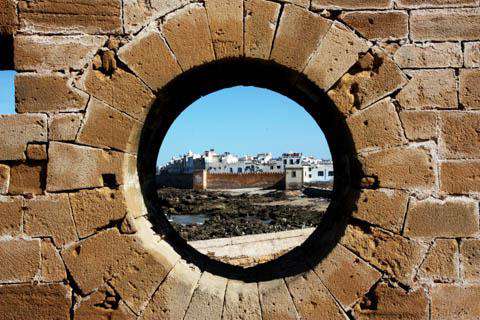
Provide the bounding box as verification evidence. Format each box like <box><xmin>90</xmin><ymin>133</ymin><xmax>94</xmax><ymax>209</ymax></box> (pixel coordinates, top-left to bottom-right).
<box><xmin>0</xmin><ymin>72</ymin><xmax>331</xmax><ymax>164</ymax></box>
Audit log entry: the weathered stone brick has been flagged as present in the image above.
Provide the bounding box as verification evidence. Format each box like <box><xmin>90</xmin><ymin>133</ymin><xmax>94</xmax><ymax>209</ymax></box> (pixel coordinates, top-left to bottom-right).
<box><xmin>8</xmin><ymin>162</ymin><xmax>45</xmax><ymax>195</ymax></box>
<box><xmin>460</xmin><ymin>239</ymin><xmax>480</xmax><ymax>281</ymax></box>
<box><xmin>399</xmin><ymin>110</ymin><xmax>437</xmax><ymax>141</ymax></box>
<box><xmin>24</xmin><ymin>194</ymin><xmax>78</xmax><ymax>247</ymax></box>
<box><xmin>15</xmin><ymin>73</ymin><xmax>88</xmax><ymax>113</ymax></box>
<box><xmin>118</xmin><ymin>26</ymin><xmax>181</xmax><ymax>92</ymax></box>
<box><xmin>340</xmin><ymin>11</ymin><xmax>409</xmax><ymax>40</ymax></box>
<box><xmin>439</xmin><ymin>112</ymin><xmax>480</xmax><ymax>159</ymax></box>
<box><xmin>0</xmin><ymin>0</ymin><xmax>18</xmax><ymax>35</ymax></box>
<box><xmin>440</xmin><ymin>160</ymin><xmax>480</xmax><ymax>195</ymax></box>
<box><xmin>431</xmin><ymin>285</ymin><xmax>480</xmax><ymax>319</ymax></box>
<box><xmin>360</xmin><ymin>146</ymin><xmax>435</xmax><ymax>191</ymax></box>
<box><xmin>40</xmin><ymin>239</ymin><xmax>67</xmax><ymax>282</ymax></box>
<box><xmin>258</xmin><ymin>278</ymin><xmax>298</xmax><ymax>320</ymax></box>
<box><xmin>0</xmin><ymin>197</ymin><xmax>22</xmax><ymax>236</ymax></box>
<box><xmin>313</xmin><ymin>245</ymin><xmax>381</xmax><ymax>308</ymax></box>
<box><xmin>26</xmin><ymin>143</ymin><xmax>47</xmax><ymax>161</ymax></box>
<box><xmin>244</xmin><ymin>0</ymin><xmax>281</xmax><ymax>60</ymax></box>
<box><xmin>48</xmin><ymin>113</ymin><xmax>82</xmax><ymax>142</ymax></box>
<box><xmin>347</xmin><ymin>98</ymin><xmax>405</xmax><ymax>151</ymax></box>
<box><xmin>77</xmin><ymin>98</ymin><xmax>141</xmax><ymax>153</ymax></box>
<box><xmin>141</xmin><ymin>261</ymin><xmax>201</xmax><ymax>320</ymax></box>
<box><xmin>222</xmin><ymin>280</ymin><xmax>262</xmax><ymax>320</ymax></box>
<box><xmin>14</xmin><ymin>35</ymin><xmax>106</xmax><ymax>71</ymax></box>
<box><xmin>271</xmin><ymin>4</ymin><xmax>332</xmax><ymax>71</ymax></box>
<box><xmin>356</xmin><ymin>283</ymin><xmax>429</xmax><ymax>320</ymax></box>
<box><xmin>205</xmin><ymin>0</ymin><xmax>243</xmax><ymax>59</ymax></box>
<box><xmin>0</xmin><ymin>164</ymin><xmax>9</xmax><ymax>194</ymax></box>
<box><xmin>18</xmin><ymin>0</ymin><xmax>122</xmax><ymax>34</ymax></box>
<box><xmin>69</xmin><ymin>188</ymin><xmax>127</xmax><ymax>239</ymax></box>
<box><xmin>411</xmin><ymin>8</ymin><xmax>480</xmax><ymax>41</ymax></box>
<box><xmin>341</xmin><ymin>225</ymin><xmax>425</xmax><ymax>284</ymax></box>
<box><xmin>397</xmin><ymin>0</ymin><xmax>479</xmax><ymax>8</ymax></box>
<box><xmin>184</xmin><ymin>272</ymin><xmax>227</xmax><ymax>320</ymax></box>
<box><xmin>328</xmin><ymin>49</ymin><xmax>407</xmax><ymax>115</ymax></box>
<box><xmin>418</xmin><ymin>239</ymin><xmax>458</xmax><ymax>282</ymax></box>
<box><xmin>353</xmin><ymin>189</ymin><xmax>408</xmax><ymax>233</ymax></box>
<box><xmin>161</xmin><ymin>4</ymin><xmax>215</xmax><ymax>71</ymax></box>
<box><xmin>465</xmin><ymin>42</ymin><xmax>480</xmax><ymax>67</ymax></box>
<box><xmin>304</xmin><ymin>22</ymin><xmax>370</xmax><ymax>90</ymax></box>
<box><xmin>394</xmin><ymin>43</ymin><xmax>462</xmax><ymax>68</ymax></box>
<box><xmin>0</xmin><ymin>114</ymin><xmax>47</xmax><ymax>161</ymax></box>
<box><xmin>82</xmin><ymin>67</ymin><xmax>155</xmax><ymax>122</ymax></box>
<box><xmin>285</xmin><ymin>269</ymin><xmax>345</xmax><ymax>319</ymax></box>
<box><xmin>0</xmin><ymin>284</ymin><xmax>71</xmax><ymax>320</ymax></box>
<box><xmin>404</xmin><ymin>198</ymin><xmax>479</xmax><ymax>238</ymax></box>
<box><xmin>460</xmin><ymin>69</ymin><xmax>480</xmax><ymax>109</ymax></box>
<box><xmin>312</xmin><ymin>0</ymin><xmax>392</xmax><ymax>9</ymax></box>
<box><xmin>397</xmin><ymin>69</ymin><xmax>457</xmax><ymax>110</ymax></box>
<box><xmin>0</xmin><ymin>238</ymin><xmax>40</xmax><ymax>283</ymax></box>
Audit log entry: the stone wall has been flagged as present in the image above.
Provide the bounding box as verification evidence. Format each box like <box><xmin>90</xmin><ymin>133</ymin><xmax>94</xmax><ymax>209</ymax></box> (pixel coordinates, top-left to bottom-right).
<box><xmin>206</xmin><ymin>172</ymin><xmax>285</xmax><ymax>190</ymax></box>
<box><xmin>0</xmin><ymin>0</ymin><xmax>479</xmax><ymax>319</ymax></box>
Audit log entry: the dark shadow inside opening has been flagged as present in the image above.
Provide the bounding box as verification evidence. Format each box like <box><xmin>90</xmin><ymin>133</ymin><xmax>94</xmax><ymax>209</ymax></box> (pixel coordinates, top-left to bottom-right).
<box><xmin>138</xmin><ymin>58</ymin><xmax>363</xmax><ymax>282</ymax></box>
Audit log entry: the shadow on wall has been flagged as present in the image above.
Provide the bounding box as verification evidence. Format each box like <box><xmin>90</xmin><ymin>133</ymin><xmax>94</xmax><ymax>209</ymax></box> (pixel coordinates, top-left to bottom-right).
<box><xmin>137</xmin><ymin>58</ymin><xmax>364</xmax><ymax>282</ymax></box>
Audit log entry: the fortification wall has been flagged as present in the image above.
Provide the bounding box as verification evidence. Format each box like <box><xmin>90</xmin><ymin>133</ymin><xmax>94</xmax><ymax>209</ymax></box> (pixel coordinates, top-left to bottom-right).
<box><xmin>0</xmin><ymin>0</ymin><xmax>479</xmax><ymax>319</ymax></box>
<box><xmin>206</xmin><ymin>172</ymin><xmax>285</xmax><ymax>189</ymax></box>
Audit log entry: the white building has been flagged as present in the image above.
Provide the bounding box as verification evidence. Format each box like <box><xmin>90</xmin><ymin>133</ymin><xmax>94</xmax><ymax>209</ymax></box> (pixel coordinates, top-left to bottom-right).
<box><xmin>159</xmin><ymin>150</ymin><xmax>333</xmax><ymax>182</ymax></box>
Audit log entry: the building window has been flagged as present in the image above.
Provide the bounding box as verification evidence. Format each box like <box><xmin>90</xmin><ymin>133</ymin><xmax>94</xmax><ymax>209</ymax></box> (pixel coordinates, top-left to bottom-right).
<box><xmin>318</xmin><ymin>171</ymin><xmax>324</xmax><ymax>176</ymax></box>
<box><xmin>291</xmin><ymin>171</ymin><xmax>296</xmax><ymax>178</ymax></box>
<box><xmin>328</xmin><ymin>171</ymin><xmax>334</xmax><ymax>176</ymax></box>
<box><xmin>284</xmin><ymin>159</ymin><xmax>287</xmax><ymax>164</ymax></box>
<box><xmin>296</xmin><ymin>159</ymin><xmax>300</xmax><ymax>164</ymax></box>
<box><xmin>277</xmin><ymin>166</ymin><xmax>281</xmax><ymax>169</ymax></box>
<box><xmin>238</xmin><ymin>168</ymin><xmax>242</xmax><ymax>173</ymax></box>
<box><xmin>270</xmin><ymin>166</ymin><xmax>274</xmax><ymax>170</ymax></box>
<box><xmin>289</xmin><ymin>159</ymin><xmax>294</xmax><ymax>165</ymax></box>
<box><xmin>309</xmin><ymin>174</ymin><xmax>312</xmax><ymax>178</ymax></box>
<box><xmin>229</xmin><ymin>168</ymin><xmax>233</xmax><ymax>173</ymax></box>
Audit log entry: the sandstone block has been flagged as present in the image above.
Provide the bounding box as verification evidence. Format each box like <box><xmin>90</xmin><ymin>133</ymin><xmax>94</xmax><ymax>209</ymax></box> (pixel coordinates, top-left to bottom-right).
<box><xmin>0</xmin><ymin>164</ymin><xmax>9</xmax><ymax>194</ymax></box>
<box><xmin>14</xmin><ymin>35</ymin><xmax>106</xmax><ymax>71</ymax></box>
<box><xmin>223</xmin><ymin>280</ymin><xmax>262</xmax><ymax>320</ymax></box>
<box><xmin>8</xmin><ymin>162</ymin><xmax>45</xmax><ymax>195</ymax></box>
<box><xmin>411</xmin><ymin>8</ymin><xmax>480</xmax><ymax>41</ymax></box>
<box><xmin>397</xmin><ymin>0</ymin><xmax>479</xmax><ymax>8</ymax></box>
<box><xmin>141</xmin><ymin>261</ymin><xmax>201</xmax><ymax>320</ymax></box>
<box><xmin>360</xmin><ymin>146</ymin><xmax>435</xmax><ymax>191</ymax></box>
<box><xmin>404</xmin><ymin>198</ymin><xmax>479</xmax><ymax>238</ymax></box>
<box><xmin>0</xmin><ymin>284</ymin><xmax>71</xmax><ymax>320</ymax></box>
<box><xmin>0</xmin><ymin>0</ymin><xmax>18</xmax><ymax>35</ymax></box>
<box><xmin>397</xmin><ymin>69</ymin><xmax>457</xmax><ymax>110</ymax></box>
<box><xmin>0</xmin><ymin>197</ymin><xmax>22</xmax><ymax>236</ymax></box>
<box><xmin>304</xmin><ymin>22</ymin><xmax>370</xmax><ymax>90</ymax></box>
<box><xmin>341</xmin><ymin>225</ymin><xmax>425</xmax><ymax>284</ymax></box>
<box><xmin>244</xmin><ymin>0</ymin><xmax>281</xmax><ymax>60</ymax></box>
<box><xmin>0</xmin><ymin>238</ymin><xmax>40</xmax><ymax>283</ymax></box>
<box><xmin>313</xmin><ymin>245</ymin><xmax>381</xmax><ymax>308</ymax></box>
<box><xmin>271</xmin><ymin>4</ymin><xmax>332</xmax><ymax>71</ymax></box>
<box><xmin>465</xmin><ymin>42</ymin><xmax>480</xmax><ymax>67</ymax></box>
<box><xmin>118</xmin><ymin>26</ymin><xmax>181</xmax><ymax>91</ymax></box>
<box><xmin>15</xmin><ymin>73</ymin><xmax>88</xmax><ymax>113</ymax></box>
<box><xmin>312</xmin><ymin>0</ymin><xmax>392</xmax><ymax>9</ymax></box>
<box><xmin>161</xmin><ymin>4</ymin><xmax>215</xmax><ymax>71</ymax></box>
<box><xmin>205</xmin><ymin>0</ymin><xmax>243</xmax><ymax>58</ymax></box>
<box><xmin>48</xmin><ymin>113</ymin><xmax>83</xmax><ymax>142</ymax></box>
<box><xmin>340</xmin><ymin>11</ymin><xmax>408</xmax><ymax>40</ymax></box>
<box><xmin>258</xmin><ymin>279</ymin><xmax>298</xmax><ymax>320</ymax></box>
<box><xmin>328</xmin><ymin>49</ymin><xmax>407</xmax><ymax>115</ymax></box>
<box><xmin>0</xmin><ymin>114</ymin><xmax>47</xmax><ymax>161</ymax></box>
<box><xmin>394</xmin><ymin>43</ymin><xmax>462</xmax><ymax>68</ymax></box>
<box><xmin>356</xmin><ymin>283</ymin><xmax>428</xmax><ymax>320</ymax></box>
<box><xmin>24</xmin><ymin>194</ymin><xmax>78</xmax><ymax>247</ymax></box>
<box><xmin>77</xmin><ymin>98</ymin><xmax>141</xmax><ymax>153</ymax></box>
<box><xmin>353</xmin><ymin>189</ymin><xmax>408</xmax><ymax>233</ymax></box>
<box><xmin>82</xmin><ymin>67</ymin><xmax>155</xmax><ymax>122</ymax></box>
<box><xmin>26</xmin><ymin>143</ymin><xmax>47</xmax><ymax>160</ymax></box>
<box><xmin>40</xmin><ymin>239</ymin><xmax>67</xmax><ymax>282</ymax></box>
<box><xmin>183</xmin><ymin>272</ymin><xmax>227</xmax><ymax>320</ymax></box>
<box><xmin>418</xmin><ymin>239</ymin><xmax>458</xmax><ymax>282</ymax></box>
<box><xmin>460</xmin><ymin>69</ymin><xmax>480</xmax><ymax>109</ymax></box>
<box><xmin>440</xmin><ymin>160</ymin><xmax>480</xmax><ymax>195</ymax></box>
<box><xmin>347</xmin><ymin>98</ymin><xmax>405</xmax><ymax>151</ymax></box>
<box><xmin>69</xmin><ymin>188</ymin><xmax>127</xmax><ymax>239</ymax></box>
<box><xmin>439</xmin><ymin>112</ymin><xmax>480</xmax><ymax>159</ymax></box>
<box><xmin>18</xmin><ymin>0</ymin><xmax>121</xmax><ymax>34</ymax></box>
<box><xmin>285</xmin><ymin>269</ymin><xmax>345</xmax><ymax>319</ymax></box>
<box><xmin>431</xmin><ymin>285</ymin><xmax>480</xmax><ymax>319</ymax></box>
<box><xmin>460</xmin><ymin>239</ymin><xmax>480</xmax><ymax>281</ymax></box>
<box><xmin>399</xmin><ymin>110</ymin><xmax>437</xmax><ymax>141</ymax></box>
